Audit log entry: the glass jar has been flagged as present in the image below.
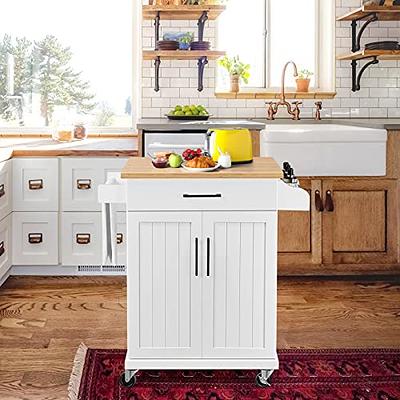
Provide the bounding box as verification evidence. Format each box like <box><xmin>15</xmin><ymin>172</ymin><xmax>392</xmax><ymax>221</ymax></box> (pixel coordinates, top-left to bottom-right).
<box><xmin>53</xmin><ymin>123</ymin><xmax>74</xmax><ymax>142</ymax></box>
<box><xmin>73</xmin><ymin>122</ymin><xmax>87</xmax><ymax>140</ymax></box>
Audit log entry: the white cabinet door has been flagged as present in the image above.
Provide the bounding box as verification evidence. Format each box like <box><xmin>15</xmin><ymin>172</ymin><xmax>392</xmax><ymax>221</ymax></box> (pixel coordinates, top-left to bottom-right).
<box><xmin>12</xmin><ymin>212</ymin><xmax>59</xmax><ymax>265</ymax></box>
<box><xmin>127</xmin><ymin>212</ymin><xmax>202</xmax><ymax>358</ymax></box>
<box><xmin>61</xmin><ymin>212</ymin><xmax>102</xmax><ymax>266</ymax></box>
<box><xmin>0</xmin><ymin>215</ymin><xmax>12</xmax><ymax>278</ymax></box>
<box><xmin>202</xmin><ymin>211</ymin><xmax>278</xmax><ymax>359</ymax></box>
<box><xmin>13</xmin><ymin>159</ymin><xmax>59</xmax><ymax>212</ymax></box>
<box><xmin>61</xmin><ymin>158</ymin><xmax>127</xmax><ymax>212</ymax></box>
<box><xmin>0</xmin><ymin>160</ymin><xmax>12</xmax><ymax>221</ymax></box>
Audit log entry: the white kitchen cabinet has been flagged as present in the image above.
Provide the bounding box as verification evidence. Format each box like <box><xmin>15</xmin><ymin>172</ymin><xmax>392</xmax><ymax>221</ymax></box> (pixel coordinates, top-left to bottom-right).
<box><xmin>61</xmin><ymin>212</ymin><xmax>102</xmax><ymax>266</ymax></box>
<box><xmin>202</xmin><ymin>212</ymin><xmax>277</xmax><ymax>359</ymax></box>
<box><xmin>127</xmin><ymin>212</ymin><xmax>202</xmax><ymax>359</ymax></box>
<box><xmin>12</xmin><ymin>212</ymin><xmax>58</xmax><ymax>265</ymax></box>
<box><xmin>0</xmin><ymin>160</ymin><xmax>12</xmax><ymax>221</ymax></box>
<box><xmin>13</xmin><ymin>159</ymin><xmax>59</xmax><ymax>212</ymax></box>
<box><xmin>0</xmin><ymin>215</ymin><xmax>12</xmax><ymax>278</ymax></box>
<box><xmin>61</xmin><ymin>158</ymin><xmax>127</xmax><ymax>212</ymax></box>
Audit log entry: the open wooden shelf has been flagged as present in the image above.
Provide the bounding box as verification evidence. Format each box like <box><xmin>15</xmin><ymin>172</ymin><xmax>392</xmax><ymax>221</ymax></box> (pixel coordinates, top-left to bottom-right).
<box><xmin>143</xmin><ymin>50</ymin><xmax>225</xmax><ymax>60</ymax></box>
<box><xmin>337</xmin><ymin>5</ymin><xmax>400</xmax><ymax>21</ymax></box>
<box><xmin>143</xmin><ymin>4</ymin><xmax>226</xmax><ymax>20</ymax></box>
<box><xmin>337</xmin><ymin>49</ymin><xmax>400</xmax><ymax>61</ymax></box>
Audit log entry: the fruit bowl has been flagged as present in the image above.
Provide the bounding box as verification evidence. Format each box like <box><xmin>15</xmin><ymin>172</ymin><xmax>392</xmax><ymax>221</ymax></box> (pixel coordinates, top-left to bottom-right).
<box><xmin>166</xmin><ymin>114</ymin><xmax>210</xmax><ymax>121</ymax></box>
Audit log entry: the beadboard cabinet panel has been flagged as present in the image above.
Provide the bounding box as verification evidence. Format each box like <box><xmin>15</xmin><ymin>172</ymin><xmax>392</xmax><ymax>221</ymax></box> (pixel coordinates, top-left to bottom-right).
<box><xmin>202</xmin><ymin>212</ymin><xmax>277</xmax><ymax>359</ymax></box>
<box><xmin>127</xmin><ymin>212</ymin><xmax>202</xmax><ymax>358</ymax></box>
<box><xmin>13</xmin><ymin>159</ymin><xmax>59</xmax><ymax>212</ymax></box>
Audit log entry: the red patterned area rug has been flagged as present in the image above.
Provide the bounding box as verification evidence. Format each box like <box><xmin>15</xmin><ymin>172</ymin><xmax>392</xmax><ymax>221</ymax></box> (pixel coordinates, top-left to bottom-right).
<box><xmin>68</xmin><ymin>345</ymin><xmax>400</xmax><ymax>400</ymax></box>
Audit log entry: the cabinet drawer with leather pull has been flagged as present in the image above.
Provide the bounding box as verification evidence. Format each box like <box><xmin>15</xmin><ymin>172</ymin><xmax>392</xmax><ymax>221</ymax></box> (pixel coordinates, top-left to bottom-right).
<box><xmin>0</xmin><ymin>215</ymin><xmax>11</xmax><ymax>277</ymax></box>
<box><xmin>12</xmin><ymin>212</ymin><xmax>58</xmax><ymax>265</ymax></box>
<box><xmin>61</xmin><ymin>158</ymin><xmax>127</xmax><ymax>212</ymax></box>
<box><xmin>0</xmin><ymin>160</ymin><xmax>12</xmax><ymax>221</ymax></box>
<box><xmin>13</xmin><ymin>159</ymin><xmax>59</xmax><ymax>212</ymax></box>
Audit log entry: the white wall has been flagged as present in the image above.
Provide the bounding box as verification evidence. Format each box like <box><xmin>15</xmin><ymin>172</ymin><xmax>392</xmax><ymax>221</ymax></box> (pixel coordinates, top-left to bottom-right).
<box><xmin>141</xmin><ymin>0</ymin><xmax>400</xmax><ymax>119</ymax></box>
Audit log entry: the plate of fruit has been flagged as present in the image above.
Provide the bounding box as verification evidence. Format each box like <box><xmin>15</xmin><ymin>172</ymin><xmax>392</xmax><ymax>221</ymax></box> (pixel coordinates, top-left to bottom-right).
<box><xmin>167</xmin><ymin>105</ymin><xmax>211</xmax><ymax>121</ymax></box>
<box><xmin>182</xmin><ymin>148</ymin><xmax>220</xmax><ymax>172</ymax></box>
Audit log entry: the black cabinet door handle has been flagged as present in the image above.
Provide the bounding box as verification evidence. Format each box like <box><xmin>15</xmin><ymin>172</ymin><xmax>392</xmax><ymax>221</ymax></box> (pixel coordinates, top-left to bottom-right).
<box><xmin>183</xmin><ymin>194</ymin><xmax>222</xmax><ymax>199</ymax></box>
<box><xmin>315</xmin><ymin>190</ymin><xmax>324</xmax><ymax>212</ymax></box>
<box><xmin>206</xmin><ymin>238</ymin><xmax>211</xmax><ymax>277</ymax></box>
<box><xmin>325</xmin><ymin>190</ymin><xmax>334</xmax><ymax>212</ymax></box>
<box><xmin>195</xmin><ymin>238</ymin><xmax>199</xmax><ymax>277</ymax></box>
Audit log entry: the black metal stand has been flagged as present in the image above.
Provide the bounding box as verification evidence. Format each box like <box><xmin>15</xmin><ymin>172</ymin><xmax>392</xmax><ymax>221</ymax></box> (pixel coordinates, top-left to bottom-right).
<box><xmin>154</xmin><ymin>12</ymin><xmax>160</xmax><ymax>48</ymax></box>
<box><xmin>351</xmin><ymin>13</ymin><xmax>377</xmax><ymax>52</ymax></box>
<box><xmin>197</xmin><ymin>56</ymin><xmax>209</xmax><ymax>92</ymax></box>
<box><xmin>198</xmin><ymin>11</ymin><xmax>209</xmax><ymax>42</ymax></box>
<box><xmin>347</xmin><ymin>12</ymin><xmax>379</xmax><ymax>91</ymax></box>
<box><xmin>351</xmin><ymin>57</ymin><xmax>379</xmax><ymax>92</ymax></box>
<box><xmin>154</xmin><ymin>57</ymin><xmax>161</xmax><ymax>92</ymax></box>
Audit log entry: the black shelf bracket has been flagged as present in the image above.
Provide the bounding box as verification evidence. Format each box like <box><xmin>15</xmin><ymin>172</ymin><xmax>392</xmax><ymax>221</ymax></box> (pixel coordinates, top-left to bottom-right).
<box><xmin>351</xmin><ymin>56</ymin><xmax>379</xmax><ymax>92</ymax></box>
<box><xmin>154</xmin><ymin>11</ymin><xmax>161</xmax><ymax>48</ymax></box>
<box><xmin>154</xmin><ymin>56</ymin><xmax>161</xmax><ymax>92</ymax></box>
<box><xmin>198</xmin><ymin>11</ymin><xmax>209</xmax><ymax>42</ymax></box>
<box><xmin>351</xmin><ymin>13</ymin><xmax>377</xmax><ymax>52</ymax></box>
<box><xmin>197</xmin><ymin>56</ymin><xmax>208</xmax><ymax>92</ymax></box>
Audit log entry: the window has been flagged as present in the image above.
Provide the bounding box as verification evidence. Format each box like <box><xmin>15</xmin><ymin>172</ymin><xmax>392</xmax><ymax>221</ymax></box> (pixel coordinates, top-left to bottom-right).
<box><xmin>0</xmin><ymin>0</ymin><xmax>132</xmax><ymax>128</ymax></box>
<box><xmin>217</xmin><ymin>0</ymin><xmax>335</xmax><ymax>91</ymax></box>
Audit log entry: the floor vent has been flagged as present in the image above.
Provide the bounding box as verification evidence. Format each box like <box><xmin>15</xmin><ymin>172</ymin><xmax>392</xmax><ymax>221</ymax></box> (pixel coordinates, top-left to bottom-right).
<box><xmin>77</xmin><ymin>265</ymin><xmax>126</xmax><ymax>274</ymax></box>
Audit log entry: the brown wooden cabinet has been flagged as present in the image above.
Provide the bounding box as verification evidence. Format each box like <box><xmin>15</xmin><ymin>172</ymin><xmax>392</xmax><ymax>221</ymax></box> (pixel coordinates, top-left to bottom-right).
<box><xmin>278</xmin><ymin>178</ymin><xmax>399</xmax><ymax>275</ymax></box>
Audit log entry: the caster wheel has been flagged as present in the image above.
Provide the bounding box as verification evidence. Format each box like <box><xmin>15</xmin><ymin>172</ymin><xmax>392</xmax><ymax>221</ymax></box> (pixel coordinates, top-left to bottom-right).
<box><xmin>255</xmin><ymin>372</ymin><xmax>271</xmax><ymax>388</ymax></box>
<box><xmin>119</xmin><ymin>372</ymin><xmax>137</xmax><ymax>388</ymax></box>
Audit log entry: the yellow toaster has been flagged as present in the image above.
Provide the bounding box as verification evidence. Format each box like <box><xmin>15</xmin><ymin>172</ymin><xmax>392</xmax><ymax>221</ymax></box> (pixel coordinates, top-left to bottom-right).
<box><xmin>208</xmin><ymin>129</ymin><xmax>253</xmax><ymax>164</ymax></box>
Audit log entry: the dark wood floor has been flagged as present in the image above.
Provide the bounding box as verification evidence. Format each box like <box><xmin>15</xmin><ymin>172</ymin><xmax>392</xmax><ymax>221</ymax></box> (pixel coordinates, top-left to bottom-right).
<box><xmin>0</xmin><ymin>275</ymin><xmax>399</xmax><ymax>399</ymax></box>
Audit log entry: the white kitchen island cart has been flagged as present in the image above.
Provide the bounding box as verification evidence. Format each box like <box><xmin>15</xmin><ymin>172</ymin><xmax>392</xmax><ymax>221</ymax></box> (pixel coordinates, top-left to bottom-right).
<box><xmin>99</xmin><ymin>157</ymin><xmax>309</xmax><ymax>388</ymax></box>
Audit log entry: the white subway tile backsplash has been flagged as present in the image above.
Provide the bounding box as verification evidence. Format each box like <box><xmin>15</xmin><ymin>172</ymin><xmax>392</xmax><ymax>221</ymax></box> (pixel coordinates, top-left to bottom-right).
<box><xmin>141</xmin><ymin>3</ymin><xmax>400</xmax><ymax>120</ymax></box>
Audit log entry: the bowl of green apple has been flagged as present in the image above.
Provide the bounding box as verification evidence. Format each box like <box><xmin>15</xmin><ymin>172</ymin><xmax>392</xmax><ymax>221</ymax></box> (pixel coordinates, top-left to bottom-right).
<box><xmin>166</xmin><ymin>105</ymin><xmax>211</xmax><ymax>121</ymax></box>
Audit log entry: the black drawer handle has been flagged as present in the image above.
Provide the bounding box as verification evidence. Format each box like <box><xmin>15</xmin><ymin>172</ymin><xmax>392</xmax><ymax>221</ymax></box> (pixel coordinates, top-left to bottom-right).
<box><xmin>183</xmin><ymin>194</ymin><xmax>222</xmax><ymax>199</ymax></box>
<box><xmin>29</xmin><ymin>179</ymin><xmax>43</xmax><ymax>190</ymax></box>
<box><xmin>0</xmin><ymin>184</ymin><xmax>5</xmax><ymax>198</ymax></box>
<box><xmin>206</xmin><ymin>237</ymin><xmax>211</xmax><ymax>277</ymax></box>
<box><xmin>28</xmin><ymin>233</ymin><xmax>43</xmax><ymax>244</ymax></box>
<box><xmin>195</xmin><ymin>238</ymin><xmax>199</xmax><ymax>277</ymax></box>
<box><xmin>325</xmin><ymin>190</ymin><xmax>334</xmax><ymax>212</ymax></box>
<box><xmin>76</xmin><ymin>233</ymin><xmax>91</xmax><ymax>245</ymax></box>
<box><xmin>0</xmin><ymin>241</ymin><xmax>4</xmax><ymax>257</ymax></box>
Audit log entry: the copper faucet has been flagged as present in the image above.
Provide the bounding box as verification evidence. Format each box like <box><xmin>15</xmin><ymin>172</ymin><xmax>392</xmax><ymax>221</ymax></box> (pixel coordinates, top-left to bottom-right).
<box><xmin>315</xmin><ymin>101</ymin><xmax>322</xmax><ymax>120</ymax></box>
<box><xmin>266</xmin><ymin>61</ymin><xmax>302</xmax><ymax>121</ymax></box>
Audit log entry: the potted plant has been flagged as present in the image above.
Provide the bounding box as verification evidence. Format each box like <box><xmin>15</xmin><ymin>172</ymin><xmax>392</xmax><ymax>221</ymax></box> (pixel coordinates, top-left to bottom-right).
<box><xmin>296</xmin><ymin>69</ymin><xmax>313</xmax><ymax>93</ymax></box>
<box><xmin>179</xmin><ymin>32</ymin><xmax>194</xmax><ymax>50</ymax></box>
<box><xmin>218</xmin><ymin>56</ymin><xmax>250</xmax><ymax>93</ymax></box>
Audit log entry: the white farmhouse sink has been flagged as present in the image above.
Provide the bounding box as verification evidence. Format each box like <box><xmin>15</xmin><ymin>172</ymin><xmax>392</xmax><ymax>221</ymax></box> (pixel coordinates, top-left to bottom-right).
<box><xmin>261</xmin><ymin>124</ymin><xmax>387</xmax><ymax>176</ymax></box>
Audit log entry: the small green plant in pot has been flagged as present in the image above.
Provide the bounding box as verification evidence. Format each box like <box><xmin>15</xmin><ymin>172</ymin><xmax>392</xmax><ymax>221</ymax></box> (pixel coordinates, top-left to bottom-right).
<box><xmin>218</xmin><ymin>55</ymin><xmax>250</xmax><ymax>93</ymax></box>
<box><xmin>296</xmin><ymin>69</ymin><xmax>313</xmax><ymax>93</ymax></box>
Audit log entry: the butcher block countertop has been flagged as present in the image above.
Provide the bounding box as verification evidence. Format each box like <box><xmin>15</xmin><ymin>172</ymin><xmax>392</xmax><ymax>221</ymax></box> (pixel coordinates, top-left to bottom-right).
<box><xmin>0</xmin><ymin>136</ymin><xmax>138</xmax><ymax>162</ymax></box>
<box><xmin>121</xmin><ymin>157</ymin><xmax>283</xmax><ymax>179</ymax></box>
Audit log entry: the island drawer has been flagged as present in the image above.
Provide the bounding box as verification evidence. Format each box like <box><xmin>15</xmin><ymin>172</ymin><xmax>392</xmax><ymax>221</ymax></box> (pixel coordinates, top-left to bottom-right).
<box><xmin>126</xmin><ymin>179</ymin><xmax>278</xmax><ymax>211</ymax></box>
<box><xmin>0</xmin><ymin>215</ymin><xmax>11</xmax><ymax>277</ymax></box>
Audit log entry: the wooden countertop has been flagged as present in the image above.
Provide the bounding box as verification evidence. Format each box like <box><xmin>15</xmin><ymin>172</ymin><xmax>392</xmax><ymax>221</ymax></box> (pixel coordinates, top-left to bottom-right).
<box><xmin>121</xmin><ymin>157</ymin><xmax>283</xmax><ymax>179</ymax></box>
<box><xmin>0</xmin><ymin>137</ymin><xmax>138</xmax><ymax>162</ymax></box>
